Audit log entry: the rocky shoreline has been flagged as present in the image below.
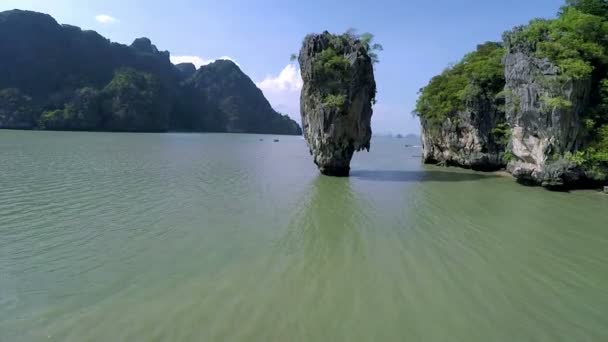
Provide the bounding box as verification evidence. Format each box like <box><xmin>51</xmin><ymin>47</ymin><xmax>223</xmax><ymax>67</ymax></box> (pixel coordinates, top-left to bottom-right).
<box><xmin>416</xmin><ymin>3</ymin><xmax>608</xmax><ymax>190</ymax></box>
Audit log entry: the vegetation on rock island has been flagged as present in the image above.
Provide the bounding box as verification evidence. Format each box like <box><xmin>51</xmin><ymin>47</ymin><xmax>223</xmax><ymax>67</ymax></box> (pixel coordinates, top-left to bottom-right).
<box><xmin>293</xmin><ymin>29</ymin><xmax>381</xmax><ymax>112</ymax></box>
<box><xmin>0</xmin><ymin>10</ymin><xmax>302</xmax><ymax>135</ymax></box>
<box><xmin>506</xmin><ymin>0</ymin><xmax>608</xmax><ymax>179</ymax></box>
<box><xmin>414</xmin><ymin>42</ymin><xmax>505</xmax><ymax>129</ymax></box>
<box><xmin>416</xmin><ymin>0</ymin><xmax>608</xmax><ymax>185</ymax></box>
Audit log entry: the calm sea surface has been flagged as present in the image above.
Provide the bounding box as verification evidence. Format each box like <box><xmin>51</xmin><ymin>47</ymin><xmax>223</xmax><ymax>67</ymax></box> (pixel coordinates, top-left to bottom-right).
<box><xmin>1</xmin><ymin>130</ymin><xmax>607</xmax><ymax>341</ymax></box>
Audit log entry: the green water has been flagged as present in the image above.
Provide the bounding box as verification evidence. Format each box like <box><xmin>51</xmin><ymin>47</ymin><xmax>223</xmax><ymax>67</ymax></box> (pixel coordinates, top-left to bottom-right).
<box><xmin>1</xmin><ymin>130</ymin><xmax>607</xmax><ymax>341</ymax></box>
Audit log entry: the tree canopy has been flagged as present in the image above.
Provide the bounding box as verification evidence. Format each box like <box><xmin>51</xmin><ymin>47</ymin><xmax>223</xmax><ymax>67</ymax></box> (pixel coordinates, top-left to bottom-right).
<box><xmin>563</xmin><ymin>0</ymin><xmax>608</xmax><ymax>17</ymax></box>
<box><xmin>415</xmin><ymin>42</ymin><xmax>505</xmax><ymax>126</ymax></box>
<box><xmin>346</xmin><ymin>29</ymin><xmax>383</xmax><ymax>64</ymax></box>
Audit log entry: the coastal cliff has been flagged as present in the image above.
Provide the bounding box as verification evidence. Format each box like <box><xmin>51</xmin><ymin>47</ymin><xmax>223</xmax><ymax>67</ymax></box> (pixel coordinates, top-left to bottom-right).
<box><xmin>417</xmin><ymin>43</ymin><xmax>508</xmax><ymax>171</ymax></box>
<box><xmin>298</xmin><ymin>31</ymin><xmax>377</xmax><ymax>176</ymax></box>
<box><xmin>502</xmin><ymin>29</ymin><xmax>591</xmax><ymax>186</ymax></box>
<box><xmin>416</xmin><ymin>1</ymin><xmax>608</xmax><ymax>189</ymax></box>
<box><xmin>0</xmin><ymin>10</ymin><xmax>301</xmax><ymax>135</ymax></box>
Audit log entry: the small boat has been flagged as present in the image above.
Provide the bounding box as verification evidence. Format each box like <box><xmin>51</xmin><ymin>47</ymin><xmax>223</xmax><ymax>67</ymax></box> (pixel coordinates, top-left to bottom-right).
<box><xmin>273</xmin><ymin>139</ymin><xmax>280</xmax><ymax>142</ymax></box>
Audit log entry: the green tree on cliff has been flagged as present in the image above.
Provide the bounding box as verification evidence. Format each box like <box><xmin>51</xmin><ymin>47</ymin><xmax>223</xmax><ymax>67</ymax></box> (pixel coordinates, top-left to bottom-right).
<box><xmin>99</xmin><ymin>68</ymin><xmax>171</xmax><ymax>132</ymax></box>
<box><xmin>346</xmin><ymin>29</ymin><xmax>383</xmax><ymax>64</ymax></box>
<box><xmin>563</xmin><ymin>0</ymin><xmax>608</xmax><ymax>17</ymax></box>
<box><xmin>414</xmin><ymin>42</ymin><xmax>505</xmax><ymax>126</ymax></box>
<box><xmin>291</xmin><ymin>29</ymin><xmax>383</xmax><ymax>64</ymax></box>
<box><xmin>0</xmin><ymin>88</ymin><xmax>36</xmax><ymax>127</ymax></box>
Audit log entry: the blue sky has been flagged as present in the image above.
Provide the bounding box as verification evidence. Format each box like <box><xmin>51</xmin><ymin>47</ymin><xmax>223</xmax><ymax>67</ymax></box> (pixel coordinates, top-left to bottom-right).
<box><xmin>1</xmin><ymin>0</ymin><xmax>566</xmax><ymax>135</ymax></box>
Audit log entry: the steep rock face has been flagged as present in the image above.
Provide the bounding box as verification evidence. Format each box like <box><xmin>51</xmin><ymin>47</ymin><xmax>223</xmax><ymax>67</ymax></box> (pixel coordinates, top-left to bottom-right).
<box><xmin>416</xmin><ymin>42</ymin><xmax>507</xmax><ymax>171</ymax></box>
<box><xmin>0</xmin><ymin>10</ymin><xmax>177</xmax><ymax>131</ymax></box>
<box><xmin>420</xmin><ymin>102</ymin><xmax>505</xmax><ymax>171</ymax></box>
<box><xmin>298</xmin><ymin>32</ymin><xmax>376</xmax><ymax>176</ymax></box>
<box><xmin>503</xmin><ymin>33</ymin><xmax>591</xmax><ymax>186</ymax></box>
<box><xmin>0</xmin><ymin>10</ymin><xmax>302</xmax><ymax>135</ymax></box>
<box><xmin>0</xmin><ymin>10</ymin><xmax>177</xmax><ymax>99</ymax></box>
<box><xmin>175</xmin><ymin>60</ymin><xmax>302</xmax><ymax>135</ymax></box>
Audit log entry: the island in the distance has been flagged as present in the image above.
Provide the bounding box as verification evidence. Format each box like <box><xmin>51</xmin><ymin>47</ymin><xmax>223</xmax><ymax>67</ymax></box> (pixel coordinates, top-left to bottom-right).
<box><xmin>0</xmin><ymin>10</ymin><xmax>302</xmax><ymax>135</ymax></box>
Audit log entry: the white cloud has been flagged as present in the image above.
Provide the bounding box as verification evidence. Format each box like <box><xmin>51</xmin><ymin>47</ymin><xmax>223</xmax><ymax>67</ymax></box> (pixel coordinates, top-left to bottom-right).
<box><xmin>256</xmin><ymin>64</ymin><xmax>302</xmax><ymax>92</ymax></box>
<box><xmin>256</xmin><ymin>64</ymin><xmax>303</xmax><ymax>120</ymax></box>
<box><xmin>170</xmin><ymin>55</ymin><xmax>239</xmax><ymax>69</ymax></box>
<box><xmin>95</xmin><ymin>14</ymin><xmax>118</xmax><ymax>24</ymax></box>
<box><xmin>170</xmin><ymin>56</ymin><xmax>210</xmax><ymax>68</ymax></box>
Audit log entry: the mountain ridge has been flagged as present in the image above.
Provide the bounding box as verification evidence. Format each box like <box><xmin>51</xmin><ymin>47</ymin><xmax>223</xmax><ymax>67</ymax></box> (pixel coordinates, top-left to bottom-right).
<box><xmin>0</xmin><ymin>9</ymin><xmax>302</xmax><ymax>135</ymax></box>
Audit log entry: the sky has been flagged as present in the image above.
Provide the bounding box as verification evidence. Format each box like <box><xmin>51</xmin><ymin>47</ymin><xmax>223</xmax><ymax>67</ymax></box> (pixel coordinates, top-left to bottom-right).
<box><xmin>1</xmin><ymin>0</ymin><xmax>567</xmax><ymax>135</ymax></box>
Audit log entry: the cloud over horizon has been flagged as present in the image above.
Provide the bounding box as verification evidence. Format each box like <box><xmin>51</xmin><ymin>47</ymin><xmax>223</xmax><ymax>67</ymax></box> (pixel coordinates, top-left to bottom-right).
<box><xmin>256</xmin><ymin>64</ymin><xmax>303</xmax><ymax>121</ymax></box>
<box><xmin>95</xmin><ymin>14</ymin><xmax>118</xmax><ymax>24</ymax></box>
<box><xmin>170</xmin><ymin>55</ymin><xmax>239</xmax><ymax>69</ymax></box>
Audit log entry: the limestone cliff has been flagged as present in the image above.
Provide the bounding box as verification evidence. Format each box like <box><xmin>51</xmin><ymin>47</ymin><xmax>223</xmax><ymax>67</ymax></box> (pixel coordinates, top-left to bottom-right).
<box><xmin>417</xmin><ymin>42</ymin><xmax>507</xmax><ymax>171</ymax></box>
<box><xmin>298</xmin><ymin>32</ymin><xmax>376</xmax><ymax>176</ymax></box>
<box><xmin>503</xmin><ymin>29</ymin><xmax>591</xmax><ymax>187</ymax></box>
<box><xmin>0</xmin><ymin>10</ymin><xmax>302</xmax><ymax>135</ymax></box>
<box><xmin>420</xmin><ymin>101</ymin><xmax>506</xmax><ymax>171</ymax></box>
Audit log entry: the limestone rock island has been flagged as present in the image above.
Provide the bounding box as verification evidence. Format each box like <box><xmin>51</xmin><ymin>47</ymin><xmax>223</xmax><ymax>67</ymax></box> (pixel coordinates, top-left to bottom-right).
<box><xmin>416</xmin><ymin>1</ymin><xmax>608</xmax><ymax>189</ymax></box>
<box><xmin>298</xmin><ymin>31</ymin><xmax>377</xmax><ymax>176</ymax></box>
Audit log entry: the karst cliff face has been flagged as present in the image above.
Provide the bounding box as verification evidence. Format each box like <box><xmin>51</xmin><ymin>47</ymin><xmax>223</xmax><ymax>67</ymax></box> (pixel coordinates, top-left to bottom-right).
<box><xmin>298</xmin><ymin>32</ymin><xmax>376</xmax><ymax>176</ymax></box>
<box><xmin>0</xmin><ymin>10</ymin><xmax>302</xmax><ymax>135</ymax></box>
<box><xmin>417</xmin><ymin>27</ymin><xmax>608</xmax><ymax>189</ymax></box>
<box><xmin>417</xmin><ymin>42</ymin><xmax>508</xmax><ymax>171</ymax></box>
<box><xmin>503</xmin><ymin>31</ymin><xmax>591</xmax><ymax>187</ymax></box>
<box><xmin>420</xmin><ymin>102</ymin><xmax>506</xmax><ymax>171</ymax></box>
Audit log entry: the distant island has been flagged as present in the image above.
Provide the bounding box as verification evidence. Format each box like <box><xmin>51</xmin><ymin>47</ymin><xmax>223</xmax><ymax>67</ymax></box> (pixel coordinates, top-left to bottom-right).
<box><xmin>0</xmin><ymin>10</ymin><xmax>302</xmax><ymax>135</ymax></box>
<box><xmin>415</xmin><ymin>0</ymin><xmax>608</xmax><ymax>189</ymax></box>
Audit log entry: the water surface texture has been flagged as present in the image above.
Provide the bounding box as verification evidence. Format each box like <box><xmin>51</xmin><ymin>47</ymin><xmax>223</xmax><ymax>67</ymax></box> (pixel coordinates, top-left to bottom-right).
<box><xmin>1</xmin><ymin>131</ymin><xmax>607</xmax><ymax>341</ymax></box>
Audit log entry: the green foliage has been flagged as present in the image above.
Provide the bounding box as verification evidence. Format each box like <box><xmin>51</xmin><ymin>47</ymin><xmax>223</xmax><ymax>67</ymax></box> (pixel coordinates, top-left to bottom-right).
<box><xmin>345</xmin><ymin>29</ymin><xmax>383</xmax><ymax>64</ymax></box>
<box><xmin>176</xmin><ymin>60</ymin><xmax>302</xmax><ymax>135</ymax></box>
<box><xmin>565</xmin><ymin>150</ymin><xmax>588</xmax><ymax>165</ymax></box>
<box><xmin>491</xmin><ymin>122</ymin><xmax>512</xmax><ymax>146</ymax></box>
<box><xmin>584</xmin><ymin>118</ymin><xmax>596</xmax><ymax>129</ymax></box>
<box><xmin>0</xmin><ymin>88</ymin><xmax>36</xmax><ymax>128</ymax></box>
<box><xmin>0</xmin><ymin>10</ymin><xmax>302</xmax><ymax>135</ymax></box>
<box><xmin>504</xmin><ymin>2</ymin><xmax>608</xmax><ymax>181</ymax></box>
<box><xmin>37</xmin><ymin>87</ymin><xmax>101</xmax><ymax>130</ymax></box>
<box><xmin>100</xmin><ymin>68</ymin><xmax>170</xmax><ymax>131</ymax></box>
<box><xmin>313</xmin><ymin>48</ymin><xmax>350</xmax><ymax>82</ymax></box>
<box><xmin>38</xmin><ymin>108</ymin><xmax>69</xmax><ymax>129</ymax></box>
<box><xmin>506</xmin><ymin>7</ymin><xmax>608</xmax><ymax>80</ymax></box>
<box><xmin>312</xmin><ymin>47</ymin><xmax>350</xmax><ymax>90</ymax></box>
<box><xmin>540</xmin><ymin>96</ymin><xmax>573</xmax><ymax>109</ymax></box>
<box><xmin>360</xmin><ymin>32</ymin><xmax>383</xmax><ymax>65</ymax></box>
<box><xmin>415</xmin><ymin>42</ymin><xmax>505</xmax><ymax>126</ymax></box>
<box><xmin>0</xmin><ymin>88</ymin><xmax>32</xmax><ymax>108</ymax></box>
<box><xmin>503</xmin><ymin>151</ymin><xmax>515</xmax><ymax>163</ymax></box>
<box><xmin>323</xmin><ymin>94</ymin><xmax>346</xmax><ymax>110</ymax></box>
<box><xmin>305</xmin><ymin>30</ymin><xmax>380</xmax><ymax>112</ymax></box>
<box><xmin>563</xmin><ymin>0</ymin><xmax>608</xmax><ymax>17</ymax></box>
<box><xmin>564</xmin><ymin>125</ymin><xmax>608</xmax><ymax>177</ymax></box>
<box><xmin>311</xmin><ymin>39</ymin><xmax>351</xmax><ymax>112</ymax></box>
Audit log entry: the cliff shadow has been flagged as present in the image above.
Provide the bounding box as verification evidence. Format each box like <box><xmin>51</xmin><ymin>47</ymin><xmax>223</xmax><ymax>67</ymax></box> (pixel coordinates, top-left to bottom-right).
<box><xmin>349</xmin><ymin>169</ymin><xmax>502</xmax><ymax>183</ymax></box>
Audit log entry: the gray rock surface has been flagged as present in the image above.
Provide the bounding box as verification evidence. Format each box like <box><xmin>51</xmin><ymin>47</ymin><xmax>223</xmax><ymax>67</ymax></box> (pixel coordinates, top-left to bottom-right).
<box><xmin>298</xmin><ymin>32</ymin><xmax>376</xmax><ymax>176</ymax></box>
<box><xmin>503</xmin><ymin>31</ymin><xmax>590</xmax><ymax>187</ymax></box>
<box><xmin>420</xmin><ymin>102</ymin><xmax>506</xmax><ymax>171</ymax></box>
